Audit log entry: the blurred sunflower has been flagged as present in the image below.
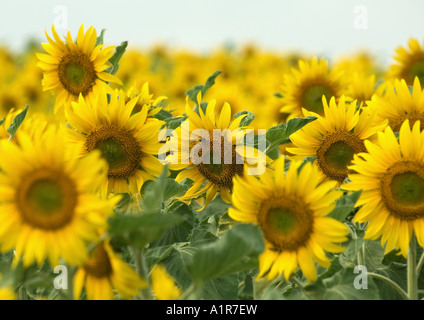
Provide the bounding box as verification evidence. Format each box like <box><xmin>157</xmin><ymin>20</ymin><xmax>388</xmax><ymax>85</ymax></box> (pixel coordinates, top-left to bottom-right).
<box><xmin>368</xmin><ymin>77</ymin><xmax>424</xmax><ymax>132</ymax></box>
<box><xmin>66</xmin><ymin>90</ymin><xmax>164</xmax><ymax>195</ymax></box>
<box><xmin>73</xmin><ymin>239</ymin><xmax>147</xmax><ymax>300</ymax></box>
<box><xmin>0</xmin><ymin>287</ymin><xmax>16</xmax><ymax>300</ymax></box>
<box><xmin>287</xmin><ymin>96</ymin><xmax>387</xmax><ymax>183</ymax></box>
<box><xmin>37</xmin><ymin>25</ymin><xmax>122</xmax><ymax>113</ymax></box>
<box><xmin>151</xmin><ymin>265</ymin><xmax>182</xmax><ymax>300</ymax></box>
<box><xmin>279</xmin><ymin>57</ymin><xmax>345</xmax><ymax>119</ymax></box>
<box><xmin>345</xmin><ymin>120</ymin><xmax>424</xmax><ymax>257</ymax></box>
<box><xmin>124</xmin><ymin>81</ymin><xmax>167</xmax><ymax>117</ymax></box>
<box><xmin>166</xmin><ymin>94</ymin><xmax>266</xmax><ymax>207</ymax></box>
<box><xmin>0</xmin><ymin>125</ymin><xmax>116</xmax><ymax>267</ymax></box>
<box><xmin>388</xmin><ymin>38</ymin><xmax>424</xmax><ymax>86</ymax></box>
<box><xmin>229</xmin><ymin>158</ymin><xmax>348</xmax><ymax>281</ymax></box>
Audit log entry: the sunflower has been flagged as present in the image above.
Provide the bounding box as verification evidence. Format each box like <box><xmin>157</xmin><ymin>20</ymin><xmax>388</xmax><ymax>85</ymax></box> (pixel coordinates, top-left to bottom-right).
<box><xmin>124</xmin><ymin>81</ymin><xmax>167</xmax><ymax>117</ymax></box>
<box><xmin>368</xmin><ymin>77</ymin><xmax>424</xmax><ymax>132</ymax></box>
<box><xmin>345</xmin><ymin>73</ymin><xmax>378</xmax><ymax>106</ymax></box>
<box><xmin>344</xmin><ymin>120</ymin><xmax>424</xmax><ymax>257</ymax></box>
<box><xmin>65</xmin><ymin>90</ymin><xmax>165</xmax><ymax>195</ymax></box>
<box><xmin>0</xmin><ymin>287</ymin><xmax>16</xmax><ymax>300</ymax></box>
<box><xmin>165</xmin><ymin>94</ymin><xmax>266</xmax><ymax>207</ymax></box>
<box><xmin>73</xmin><ymin>239</ymin><xmax>147</xmax><ymax>300</ymax></box>
<box><xmin>37</xmin><ymin>25</ymin><xmax>122</xmax><ymax>114</ymax></box>
<box><xmin>150</xmin><ymin>265</ymin><xmax>182</xmax><ymax>300</ymax></box>
<box><xmin>229</xmin><ymin>158</ymin><xmax>348</xmax><ymax>281</ymax></box>
<box><xmin>287</xmin><ymin>96</ymin><xmax>387</xmax><ymax>183</ymax></box>
<box><xmin>388</xmin><ymin>38</ymin><xmax>424</xmax><ymax>86</ymax></box>
<box><xmin>0</xmin><ymin>125</ymin><xmax>116</xmax><ymax>267</ymax></box>
<box><xmin>279</xmin><ymin>57</ymin><xmax>345</xmax><ymax>119</ymax></box>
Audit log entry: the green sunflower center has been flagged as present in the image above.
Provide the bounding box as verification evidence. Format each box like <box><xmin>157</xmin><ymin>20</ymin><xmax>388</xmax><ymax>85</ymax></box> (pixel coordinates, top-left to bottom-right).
<box><xmin>381</xmin><ymin>161</ymin><xmax>424</xmax><ymax>220</ymax></box>
<box><xmin>58</xmin><ymin>52</ymin><xmax>97</xmax><ymax>97</ymax></box>
<box><xmin>301</xmin><ymin>84</ymin><xmax>334</xmax><ymax>114</ymax></box>
<box><xmin>85</xmin><ymin>125</ymin><xmax>143</xmax><ymax>179</ymax></box>
<box><xmin>405</xmin><ymin>59</ymin><xmax>424</xmax><ymax>85</ymax></box>
<box><xmin>258</xmin><ymin>196</ymin><xmax>314</xmax><ymax>251</ymax></box>
<box><xmin>16</xmin><ymin>169</ymin><xmax>77</xmax><ymax>230</ymax></box>
<box><xmin>317</xmin><ymin>131</ymin><xmax>366</xmax><ymax>182</ymax></box>
<box><xmin>84</xmin><ymin>243</ymin><xmax>113</xmax><ymax>278</ymax></box>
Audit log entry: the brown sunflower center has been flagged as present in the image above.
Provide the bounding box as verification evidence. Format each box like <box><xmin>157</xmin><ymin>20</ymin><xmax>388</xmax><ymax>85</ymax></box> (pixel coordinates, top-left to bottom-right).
<box><xmin>389</xmin><ymin>110</ymin><xmax>424</xmax><ymax>132</ymax></box>
<box><xmin>85</xmin><ymin>125</ymin><xmax>142</xmax><ymax>179</ymax></box>
<box><xmin>16</xmin><ymin>168</ymin><xmax>77</xmax><ymax>230</ymax></box>
<box><xmin>301</xmin><ymin>83</ymin><xmax>334</xmax><ymax>114</ymax></box>
<box><xmin>195</xmin><ymin>134</ymin><xmax>244</xmax><ymax>188</ymax></box>
<box><xmin>83</xmin><ymin>243</ymin><xmax>113</xmax><ymax>278</ymax></box>
<box><xmin>58</xmin><ymin>52</ymin><xmax>97</xmax><ymax>97</ymax></box>
<box><xmin>316</xmin><ymin>131</ymin><xmax>366</xmax><ymax>182</ymax></box>
<box><xmin>258</xmin><ymin>196</ymin><xmax>314</xmax><ymax>251</ymax></box>
<box><xmin>381</xmin><ymin>161</ymin><xmax>424</xmax><ymax>220</ymax></box>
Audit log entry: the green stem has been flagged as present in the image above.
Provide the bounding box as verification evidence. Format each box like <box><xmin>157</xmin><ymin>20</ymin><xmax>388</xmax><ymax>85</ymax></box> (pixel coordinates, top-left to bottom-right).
<box><xmin>133</xmin><ymin>247</ymin><xmax>152</xmax><ymax>300</ymax></box>
<box><xmin>368</xmin><ymin>273</ymin><xmax>409</xmax><ymax>300</ymax></box>
<box><xmin>416</xmin><ymin>250</ymin><xmax>424</xmax><ymax>276</ymax></box>
<box><xmin>179</xmin><ymin>284</ymin><xmax>197</xmax><ymax>300</ymax></box>
<box><xmin>407</xmin><ymin>236</ymin><xmax>418</xmax><ymax>300</ymax></box>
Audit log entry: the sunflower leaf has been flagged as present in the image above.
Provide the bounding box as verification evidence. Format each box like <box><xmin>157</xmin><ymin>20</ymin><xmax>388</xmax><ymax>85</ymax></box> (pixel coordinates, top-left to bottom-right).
<box><xmin>96</xmin><ymin>29</ymin><xmax>106</xmax><ymax>46</ymax></box>
<box><xmin>328</xmin><ymin>190</ymin><xmax>362</xmax><ymax>221</ymax></box>
<box><xmin>106</xmin><ymin>41</ymin><xmax>128</xmax><ymax>75</ymax></box>
<box><xmin>139</xmin><ymin>165</ymin><xmax>169</xmax><ymax>214</ymax></box>
<box><xmin>7</xmin><ymin>105</ymin><xmax>29</xmax><ymax>141</ymax></box>
<box><xmin>186</xmin><ymin>71</ymin><xmax>222</xmax><ymax>104</ymax></box>
<box><xmin>234</xmin><ymin>110</ymin><xmax>255</xmax><ymax>127</ymax></box>
<box><xmin>186</xmin><ymin>223</ymin><xmax>264</xmax><ymax>284</ymax></box>
<box><xmin>0</xmin><ymin>118</ymin><xmax>4</xmax><ymax>126</ymax></box>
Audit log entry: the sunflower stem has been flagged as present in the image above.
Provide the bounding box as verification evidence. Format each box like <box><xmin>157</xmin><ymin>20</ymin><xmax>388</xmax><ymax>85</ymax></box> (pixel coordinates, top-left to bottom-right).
<box><xmin>368</xmin><ymin>273</ymin><xmax>409</xmax><ymax>300</ymax></box>
<box><xmin>179</xmin><ymin>284</ymin><xmax>197</xmax><ymax>300</ymax></box>
<box><xmin>133</xmin><ymin>247</ymin><xmax>152</xmax><ymax>300</ymax></box>
<box><xmin>416</xmin><ymin>250</ymin><xmax>424</xmax><ymax>276</ymax></box>
<box><xmin>407</xmin><ymin>236</ymin><xmax>418</xmax><ymax>300</ymax></box>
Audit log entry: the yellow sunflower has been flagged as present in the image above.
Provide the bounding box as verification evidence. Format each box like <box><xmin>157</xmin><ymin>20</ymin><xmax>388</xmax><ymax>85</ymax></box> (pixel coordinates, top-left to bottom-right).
<box><xmin>279</xmin><ymin>57</ymin><xmax>345</xmax><ymax>119</ymax></box>
<box><xmin>368</xmin><ymin>77</ymin><xmax>424</xmax><ymax>132</ymax></box>
<box><xmin>344</xmin><ymin>120</ymin><xmax>424</xmax><ymax>258</ymax></box>
<box><xmin>65</xmin><ymin>90</ymin><xmax>165</xmax><ymax>195</ymax></box>
<box><xmin>150</xmin><ymin>265</ymin><xmax>182</xmax><ymax>300</ymax></box>
<box><xmin>73</xmin><ymin>239</ymin><xmax>147</xmax><ymax>300</ymax></box>
<box><xmin>345</xmin><ymin>73</ymin><xmax>378</xmax><ymax>106</ymax></box>
<box><xmin>37</xmin><ymin>25</ymin><xmax>122</xmax><ymax>114</ymax></box>
<box><xmin>165</xmin><ymin>94</ymin><xmax>266</xmax><ymax>207</ymax></box>
<box><xmin>388</xmin><ymin>38</ymin><xmax>424</xmax><ymax>85</ymax></box>
<box><xmin>124</xmin><ymin>81</ymin><xmax>167</xmax><ymax>117</ymax></box>
<box><xmin>0</xmin><ymin>125</ymin><xmax>117</xmax><ymax>267</ymax></box>
<box><xmin>0</xmin><ymin>287</ymin><xmax>16</xmax><ymax>300</ymax></box>
<box><xmin>287</xmin><ymin>96</ymin><xmax>388</xmax><ymax>183</ymax></box>
<box><xmin>229</xmin><ymin>158</ymin><xmax>348</xmax><ymax>281</ymax></box>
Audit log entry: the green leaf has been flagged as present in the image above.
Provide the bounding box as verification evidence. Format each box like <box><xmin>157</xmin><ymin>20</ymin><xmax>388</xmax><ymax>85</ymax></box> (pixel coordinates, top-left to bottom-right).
<box><xmin>139</xmin><ymin>165</ymin><xmax>168</xmax><ymax>214</ymax></box>
<box><xmin>163</xmin><ymin>178</ymin><xmax>193</xmax><ymax>201</ymax></box>
<box><xmin>274</xmin><ymin>92</ymin><xmax>283</xmax><ymax>98</ymax></box>
<box><xmin>105</xmin><ymin>41</ymin><xmax>128</xmax><ymax>75</ymax></box>
<box><xmin>108</xmin><ymin>212</ymin><xmax>185</xmax><ymax>248</ymax></box>
<box><xmin>203</xmin><ymin>274</ymin><xmax>239</xmax><ymax>300</ymax></box>
<box><xmin>0</xmin><ymin>118</ymin><xmax>4</xmax><ymax>126</ymax></box>
<box><xmin>7</xmin><ymin>105</ymin><xmax>29</xmax><ymax>140</ymax></box>
<box><xmin>186</xmin><ymin>71</ymin><xmax>222</xmax><ymax>104</ymax></box>
<box><xmin>96</xmin><ymin>29</ymin><xmax>106</xmax><ymax>46</ymax></box>
<box><xmin>234</xmin><ymin>110</ymin><xmax>255</xmax><ymax>127</ymax></box>
<box><xmin>187</xmin><ymin>224</ymin><xmax>265</xmax><ymax>284</ymax></box>
<box><xmin>328</xmin><ymin>190</ymin><xmax>362</xmax><ymax>221</ymax></box>
<box><xmin>304</xmin><ymin>268</ymin><xmax>380</xmax><ymax>300</ymax></box>
<box><xmin>265</xmin><ymin>116</ymin><xmax>317</xmax><ymax>156</ymax></box>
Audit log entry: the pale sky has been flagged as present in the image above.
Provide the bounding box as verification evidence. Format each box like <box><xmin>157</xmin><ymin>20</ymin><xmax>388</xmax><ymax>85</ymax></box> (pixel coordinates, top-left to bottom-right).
<box><xmin>1</xmin><ymin>0</ymin><xmax>424</xmax><ymax>65</ymax></box>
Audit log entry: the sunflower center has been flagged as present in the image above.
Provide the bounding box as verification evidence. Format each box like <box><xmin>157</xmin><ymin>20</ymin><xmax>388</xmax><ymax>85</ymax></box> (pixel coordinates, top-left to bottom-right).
<box><xmin>258</xmin><ymin>196</ymin><xmax>314</xmax><ymax>251</ymax></box>
<box><xmin>316</xmin><ymin>131</ymin><xmax>366</xmax><ymax>182</ymax></box>
<box><xmin>195</xmin><ymin>135</ymin><xmax>244</xmax><ymax>188</ymax></box>
<box><xmin>85</xmin><ymin>125</ymin><xmax>142</xmax><ymax>179</ymax></box>
<box><xmin>301</xmin><ymin>84</ymin><xmax>334</xmax><ymax>114</ymax></box>
<box><xmin>58</xmin><ymin>52</ymin><xmax>97</xmax><ymax>97</ymax></box>
<box><xmin>83</xmin><ymin>243</ymin><xmax>113</xmax><ymax>278</ymax></box>
<box><xmin>404</xmin><ymin>58</ymin><xmax>424</xmax><ymax>85</ymax></box>
<box><xmin>389</xmin><ymin>110</ymin><xmax>424</xmax><ymax>132</ymax></box>
<box><xmin>16</xmin><ymin>168</ymin><xmax>77</xmax><ymax>230</ymax></box>
<box><xmin>381</xmin><ymin>161</ymin><xmax>424</xmax><ymax>220</ymax></box>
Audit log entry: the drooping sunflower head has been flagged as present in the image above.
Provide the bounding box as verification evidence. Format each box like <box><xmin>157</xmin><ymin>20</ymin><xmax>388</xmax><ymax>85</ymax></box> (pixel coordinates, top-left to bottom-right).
<box><xmin>167</xmin><ymin>94</ymin><xmax>266</xmax><ymax>207</ymax></box>
<box><xmin>369</xmin><ymin>77</ymin><xmax>424</xmax><ymax>132</ymax></box>
<box><xmin>37</xmin><ymin>25</ymin><xmax>122</xmax><ymax>114</ymax></box>
<box><xmin>279</xmin><ymin>57</ymin><xmax>346</xmax><ymax>119</ymax></box>
<box><xmin>229</xmin><ymin>157</ymin><xmax>348</xmax><ymax>281</ymax></box>
<box><xmin>388</xmin><ymin>38</ymin><xmax>424</xmax><ymax>86</ymax></box>
<box><xmin>0</xmin><ymin>124</ymin><xmax>117</xmax><ymax>267</ymax></box>
<box><xmin>73</xmin><ymin>239</ymin><xmax>147</xmax><ymax>300</ymax></box>
<box><xmin>287</xmin><ymin>96</ymin><xmax>387</xmax><ymax>183</ymax></box>
<box><xmin>66</xmin><ymin>90</ymin><xmax>165</xmax><ymax>196</ymax></box>
<box><xmin>345</xmin><ymin>120</ymin><xmax>424</xmax><ymax>257</ymax></box>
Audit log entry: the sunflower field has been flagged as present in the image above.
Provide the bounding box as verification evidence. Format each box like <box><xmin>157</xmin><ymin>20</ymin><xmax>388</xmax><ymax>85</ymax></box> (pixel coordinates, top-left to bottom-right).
<box><xmin>0</xmin><ymin>23</ymin><xmax>424</xmax><ymax>303</ymax></box>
